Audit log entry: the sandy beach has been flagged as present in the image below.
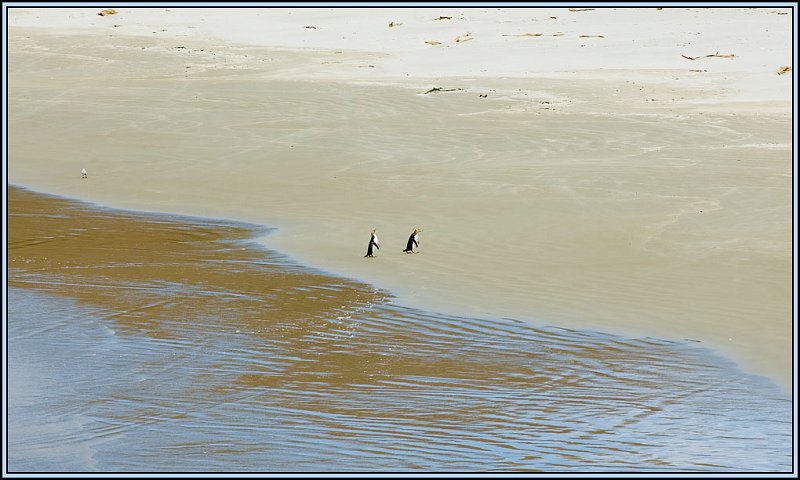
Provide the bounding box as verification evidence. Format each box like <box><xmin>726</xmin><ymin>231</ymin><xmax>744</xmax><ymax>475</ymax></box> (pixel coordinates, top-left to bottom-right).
<box><xmin>7</xmin><ymin>5</ymin><xmax>794</xmax><ymax>394</ymax></box>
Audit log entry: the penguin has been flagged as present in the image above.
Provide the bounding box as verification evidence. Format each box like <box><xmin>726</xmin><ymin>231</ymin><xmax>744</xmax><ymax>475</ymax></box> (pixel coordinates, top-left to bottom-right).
<box><xmin>403</xmin><ymin>228</ymin><xmax>422</xmax><ymax>253</ymax></box>
<box><xmin>364</xmin><ymin>229</ymin><xmax>380</xmax><ymax>257</ymax></box>
<box><xmin>81</xmin><ymin>168</ymin><xmax>88</xmax><ymax>179</ymax></box>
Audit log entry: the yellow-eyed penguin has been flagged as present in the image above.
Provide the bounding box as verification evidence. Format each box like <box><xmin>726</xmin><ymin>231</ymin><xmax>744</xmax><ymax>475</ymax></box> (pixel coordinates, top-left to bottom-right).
<box><xmin>403</xmin><ymin>228</ymin><xmax>422</xmax><ymax>253</ymax></box>
<box><xmin>364</xmin><ymin>229</ymin><xmax>380</xmax><ymax>257</ymax></box>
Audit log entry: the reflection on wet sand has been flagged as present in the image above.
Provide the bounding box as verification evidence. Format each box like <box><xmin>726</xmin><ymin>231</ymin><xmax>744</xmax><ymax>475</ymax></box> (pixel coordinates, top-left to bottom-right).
<box><xmin>8</xmin><ymin>186</ymin><xmax>792</xmax><ymax>472</ymax></box>
<box><xmin>9</xmin><ymin>185</ymin><xmax>385</xmax><ymax>341</ymax></box>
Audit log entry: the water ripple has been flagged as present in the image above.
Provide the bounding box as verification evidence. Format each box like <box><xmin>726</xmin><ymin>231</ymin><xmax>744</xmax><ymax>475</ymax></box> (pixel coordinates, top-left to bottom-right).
<box><xmin>7</xmin><ymin>187</ymin><xmax>792</xmax><ymax>473</ymax></box>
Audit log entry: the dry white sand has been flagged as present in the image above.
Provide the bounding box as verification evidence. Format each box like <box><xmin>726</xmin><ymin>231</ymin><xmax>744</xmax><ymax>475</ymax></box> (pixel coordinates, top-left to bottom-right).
<box><xmin>7</xmin><ymin>6</ymin><xmax>795</xmax><ymax>390</ymax></box>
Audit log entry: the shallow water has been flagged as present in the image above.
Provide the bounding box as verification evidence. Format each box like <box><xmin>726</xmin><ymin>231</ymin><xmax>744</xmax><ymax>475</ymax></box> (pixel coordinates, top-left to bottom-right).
<box><xmin>7</xmin><ymin>187</ymin><xmax>793</xmax><ymax>473</ymax></box>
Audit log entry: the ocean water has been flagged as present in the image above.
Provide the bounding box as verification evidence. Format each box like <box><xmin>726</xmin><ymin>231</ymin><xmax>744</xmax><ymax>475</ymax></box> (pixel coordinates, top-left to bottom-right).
<box><xmin>9</xmin><ymin>287</ymin><xmax>793</xmax><ymax>472</ymax></box>
<box><xmin>7</xmin><ymin>188</ymin><xmax>793</xmax><ymax>473</ymax></box>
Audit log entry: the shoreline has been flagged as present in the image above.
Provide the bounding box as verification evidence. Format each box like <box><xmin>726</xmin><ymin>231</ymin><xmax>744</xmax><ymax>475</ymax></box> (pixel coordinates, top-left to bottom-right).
<box><xmin>8</xmin><ymin>183</ymin><xmax>791</xmax><ymax>392</ymax></box>
<box><xmin>9</xmin><ymin>181</ymin><xmax>793</xmax><ymax>396</ymax></box>
<box><xmin>7</xmin><ymin>7</ymin><xmax>794</xmax><ymax>391</ymax></box>
<box><xmin>8</xmin><ymin>187</ymin><xmax>792</xmax><ymax>472</ymax></box>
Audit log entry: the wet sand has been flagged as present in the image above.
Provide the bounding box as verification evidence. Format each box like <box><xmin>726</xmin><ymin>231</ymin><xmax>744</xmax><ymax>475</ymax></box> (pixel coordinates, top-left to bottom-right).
<box><xmin>7</xmin><ymin>186</ymin><xmax>793</xmax><ymax>472</ymax></box>
<box><xmin>8</xmin><ymin>186</ymin><xmax>384</xmax><ymax>340</ymax></box>
<box><xmin>7</xmin><ymin>15</ymin><xmax>793</xmax><ymax>391</ymax></box>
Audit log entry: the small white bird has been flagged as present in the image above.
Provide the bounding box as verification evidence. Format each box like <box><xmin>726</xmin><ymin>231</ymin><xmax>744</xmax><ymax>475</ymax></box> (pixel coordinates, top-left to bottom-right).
<box><xmin>81</xmin><ymin>168</ymin><xmax>88</xmax><ymax>179</ymax></box>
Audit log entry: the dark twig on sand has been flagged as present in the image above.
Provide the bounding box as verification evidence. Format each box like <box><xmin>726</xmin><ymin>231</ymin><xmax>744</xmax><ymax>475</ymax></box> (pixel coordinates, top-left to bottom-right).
<box><xmin>423</xmin><ymin>87</ymin><xmax>464</xmax><ymax>94</ymax></box>
<box><xmin>682</xmin><ymin>52</ymin><xmax>736</xmax><ymax>60</ymax></box>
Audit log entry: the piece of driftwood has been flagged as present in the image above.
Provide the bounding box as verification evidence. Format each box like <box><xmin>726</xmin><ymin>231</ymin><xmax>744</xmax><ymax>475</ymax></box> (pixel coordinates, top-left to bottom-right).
<box><xmin>777</xmin><ymin>66</ymin><xmax>792</xmax><ymax>75</ymax></box>
<box><xmin>579</xmin><ymin>35</ymin><xmax>605</xmax><ymax>38</ymax></box>
<box><xmin>682</xmin><ymin>52</ymin><xmax>736</xmax><ymax>60</ymax></box>
<box><xmin>424</xmin><ymin>40</ymin><xmax>442</xmax><ymax>45</ymax></box>
<box><xmin>568</xmin><ymin>8</ymin><xmax>595</xmax><ymax>12</ymax></box>
<box><xmin>98</xmin><ymin>9</ymin><xmax>117</xmax><ymax>16</ymax></box>
<box><xmin>454</xmin><ymin>33</ymin><xmax>473</xmax><ymax>42</ymax></box>
<box><xmin>389</xmin><ymin>21</ymin><xmax>402</xmax><ymax>27</ymax></box>
<box><xmin>503</xmin><ymin>32</ymin><xmax>566</xmax><ymax>37</ymax></box>
<box><xmin>434</xmin><ymin>16</ymin><xmax>452</xmax><ymax>20</ymax></box>
<box><xmin>422</xmin><ymin>87</ymin><xmax>464</xmax><ymax>94</ymax></box>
